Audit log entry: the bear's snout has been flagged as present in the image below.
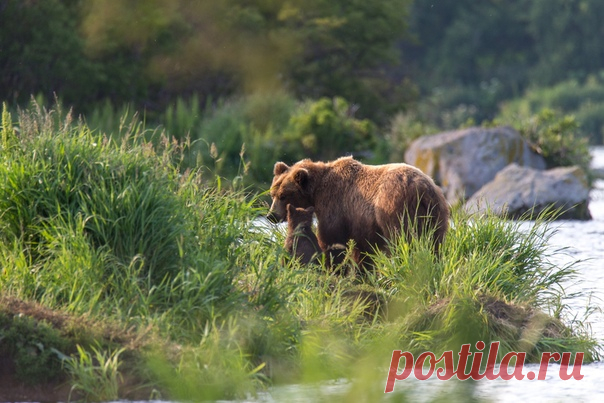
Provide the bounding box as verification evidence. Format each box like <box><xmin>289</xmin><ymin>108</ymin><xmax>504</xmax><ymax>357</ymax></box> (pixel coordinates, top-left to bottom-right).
<box><xmin>267</xmin><ymin>198</ymin><xmax>286</xmax><ymax>223</ymax></box>
<box><xmin>266</xmin><ymin>211</ymin><xmax>282</xmax><ymax>223</ymax></box>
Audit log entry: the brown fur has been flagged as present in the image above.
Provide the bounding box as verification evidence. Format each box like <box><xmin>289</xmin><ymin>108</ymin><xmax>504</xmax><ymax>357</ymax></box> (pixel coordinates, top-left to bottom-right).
<box><xmin>285</xmin><ymin>204</ymin><xmax>321</xmax><ymax>265</ymax></box>
<box><xmin>268</xmin><ymin>157</ymin><xmax>450</xmax><ymax>266</ymax></box>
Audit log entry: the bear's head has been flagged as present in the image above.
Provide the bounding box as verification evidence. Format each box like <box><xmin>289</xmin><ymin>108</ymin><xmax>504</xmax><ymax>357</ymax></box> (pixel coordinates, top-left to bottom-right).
<box><xmin>267</xmin><ymin>161</ymin><xmax>312</xmax><ymax>223</ymax></box>
<box><xmin>286</xmin><ymin>204</ymin><xmax>314</xmax><ymax>228</ymax></box>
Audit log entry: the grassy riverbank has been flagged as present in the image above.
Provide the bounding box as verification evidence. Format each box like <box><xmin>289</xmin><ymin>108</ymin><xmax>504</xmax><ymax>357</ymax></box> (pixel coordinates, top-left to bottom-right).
<box><xmin>0</xmin><ymin>104</ymin><xmax>600</xmax><ymax>402</ymax></box>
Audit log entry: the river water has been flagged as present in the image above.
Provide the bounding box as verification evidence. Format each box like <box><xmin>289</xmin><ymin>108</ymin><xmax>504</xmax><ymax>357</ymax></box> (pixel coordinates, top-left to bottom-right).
<box><xmin>257</xmin><ymin>147</ymin><xmax>604</xmax><ymax>403</ymax></box>
<box><xmin>473</xmin><ymin>147</ymin><xmax>604</xmax><ymax>402</ymax></box>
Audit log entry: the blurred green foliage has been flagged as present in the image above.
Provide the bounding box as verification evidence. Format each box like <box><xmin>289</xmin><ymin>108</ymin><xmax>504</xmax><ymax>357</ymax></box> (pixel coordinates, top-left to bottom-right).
<box><xmin>4</xmin><ymin>0</ymin><xmax>604</xmax><ymax>126</ymax></box>
<box><xmin>0</xmin><ymin>313</ymin><xmax>70</xmax><ymax>384</ymax></box>
<box><xmin>405</xmin><ymin>0</ymin><xmax>604</xmax><ymax>131</ymax></box>
<box><xmin>188</xmin><ymin>92</ymin><xmax>297</xmax><ymax>185</ymax></box>
<box><xmin>527</xmin><ymin>0</ymin><xmax>604</xmax><ymax>86</ymax></box>
<box><xmin>500</xmin><ymin>109</ymin><xmax>592</xmax><ymax>176</ymax></box>
<box><xmin>3</xmin><ymin>0</ymin><xmax>604</xmax><ymax>187</ymax></box>
<box><xmin>385</xmin><ymin>111</ymin><xmax>438</xmax><ymax>161</ymax></box>
<box><xmin>282</xmin><ymin>97</ymin><xmax>379</xmax><ymax>162</ymax></box>
<box><xmin>0</xmin><ymin>0</ymin><xmax>412</xmax><ymax>120</ymax></box>
<box><xmin>283</xmin><ymin>0</ymin><xmax>415</xmax><ymax>120</ymax></box>
<box><xmin>0</xmin><ymin>0</ymin><xmax>149</xmax><ymax>109</ymax></box>
<box><xmin>82</xmin><ymin>94</ymin><xmax>383</xmax><ymax>187</ymax></box>
<box><xmin>500</xmin><ymin>75</ymin><xmax>604</xmax><ymax>143</ymax></box>
<box><xmin>408</xmin><ymin>0</ymin><xmax>532</xmax><ymax>91</ymax></box>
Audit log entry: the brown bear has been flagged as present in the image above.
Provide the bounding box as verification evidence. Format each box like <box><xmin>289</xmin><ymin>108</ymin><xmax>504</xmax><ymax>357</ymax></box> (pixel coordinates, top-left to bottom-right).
<box><xmin>268</xmin><ymin>156</ymin><xmax>449</xmax><ymax>266</ymax></box>
<box><xmin>284</xmin><ymin>204</ymin><xmax>321</xmax><ymax>265</ymax></box>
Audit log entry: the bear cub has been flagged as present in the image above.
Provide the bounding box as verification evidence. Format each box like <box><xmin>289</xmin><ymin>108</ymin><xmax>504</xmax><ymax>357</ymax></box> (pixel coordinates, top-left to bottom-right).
<box><xmin>285</xmin><ymin>204</ymin><xmax>321</xmax><ymax>265</ymax></box>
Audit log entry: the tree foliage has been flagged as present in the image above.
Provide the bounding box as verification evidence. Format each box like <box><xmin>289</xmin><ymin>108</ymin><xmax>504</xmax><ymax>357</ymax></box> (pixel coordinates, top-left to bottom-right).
<box><xmin>527</xmin><ymin>0</ymin><xmax>604</xmax><ymax>85</ymax></box>
<box><xmin>408</xmin><ymin>0</ymin><xmax>533</xmax><ymax>91</ymax></box>
<box><xmin>0</xmin><ymin>0</ymin><xmax>412</xmax><ymax>118</ymax></box>
<box><xmin>406</xmin><ymin>0</ymin><xmax>604</xmax><ymax>124</ymax></box>
<box><xmin>282</xmin><ymin>97</ymin><xmax>378</xmax><ymax>162</ymax></box>
<box><xmin>284</xmin><ymin>0</ymin><xmax>414</xmax><ymax>119</ymax></box>
<box><xmin>3</xmin><ymin>0</ymin><xmax>604</xmax><ymax>132</ymax></box>
<box><xmin>0</xmin><ymin>0</ymin><xmax>149</xmax><ymax>109</ymax></box>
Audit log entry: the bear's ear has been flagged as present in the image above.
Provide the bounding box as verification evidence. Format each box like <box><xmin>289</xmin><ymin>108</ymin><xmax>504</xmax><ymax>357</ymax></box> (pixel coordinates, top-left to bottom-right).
<box><xmin>294</xmin><ymin>168</ymin><xmax>309</xmax><ymax>187</ymax></box>
<box><xmin>274</xmin><ymin>161</ymin><xmax>289</xmax><ymax>176</ymax></box>
<box><xmin>286</xmin><ymin>203</ymin><xmax>295</xmax><ymax>215</ymax></box>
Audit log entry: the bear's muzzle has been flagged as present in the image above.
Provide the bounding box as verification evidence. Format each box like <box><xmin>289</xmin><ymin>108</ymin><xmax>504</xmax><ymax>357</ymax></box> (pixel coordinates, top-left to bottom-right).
<box><xmin>266</xmin><ymin>211</ymin><xmax>282</xmax><ymax>223</ymax></box>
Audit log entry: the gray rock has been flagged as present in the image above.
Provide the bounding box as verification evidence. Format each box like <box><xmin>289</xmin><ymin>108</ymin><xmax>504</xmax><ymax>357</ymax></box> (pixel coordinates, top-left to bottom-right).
<box><xmin>404</xmin><ymin>126</ymin><xmax>546</xmax><ymax>204</ymax></box>
<box><xmin>464</xmin><ymin>164</ymin><xmax>591</xmax><ymax>220</ymax></box>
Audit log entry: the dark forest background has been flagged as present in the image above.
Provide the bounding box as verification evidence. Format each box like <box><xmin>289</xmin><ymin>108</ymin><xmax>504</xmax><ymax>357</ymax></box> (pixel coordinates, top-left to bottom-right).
<box><xmin>2</xmin><ymin>0</ymin><xmax>603</xmax><ymax>183</ymax></box>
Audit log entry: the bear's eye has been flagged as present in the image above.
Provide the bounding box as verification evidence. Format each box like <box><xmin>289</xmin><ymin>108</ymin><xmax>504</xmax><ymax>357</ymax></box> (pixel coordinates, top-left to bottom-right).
<box><xmin>278</xmin><ymin>194</ymin><xmax>286</xmax><ymax>200</ymax></box>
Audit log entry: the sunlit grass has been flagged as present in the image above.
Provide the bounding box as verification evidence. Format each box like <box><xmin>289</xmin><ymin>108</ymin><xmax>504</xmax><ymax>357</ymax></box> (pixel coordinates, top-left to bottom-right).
<box><xmin>65</xmin><ymin>343</ymin><xmax>125</xmax><ymax>402</ymax></box>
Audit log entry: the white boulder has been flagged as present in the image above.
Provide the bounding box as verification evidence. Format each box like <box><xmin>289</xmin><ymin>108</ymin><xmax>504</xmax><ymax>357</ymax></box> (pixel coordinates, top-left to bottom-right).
<box><xmin>464</xmin><ymin>164</ymin><xmax>591</xmax><ymax>220</ymax></box>
<box><xmin>404</xmin><ymin>126</ymin><xmax>546</xmax><ymax>204</ymax></box>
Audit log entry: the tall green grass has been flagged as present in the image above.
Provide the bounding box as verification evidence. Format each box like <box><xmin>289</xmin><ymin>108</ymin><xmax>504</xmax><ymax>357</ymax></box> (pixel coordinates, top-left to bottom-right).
<box><xmin>370</xmin><ymin>207</ymin><xmax>598</xmax><ymax>362</ymax></box>
<box><xmin>65</xmin><ymin>343</ymin><xmax>125</xmax><ymax>402</ymax></box>
<box><xmin>0</xmin><ymin>103</ymin><xmax>600</xmax><ymax>401</ymax></box>
<box><xmin>0</xmin><ymin>102</ymin><xmax>259</xmax><ymax>332</ymax></box>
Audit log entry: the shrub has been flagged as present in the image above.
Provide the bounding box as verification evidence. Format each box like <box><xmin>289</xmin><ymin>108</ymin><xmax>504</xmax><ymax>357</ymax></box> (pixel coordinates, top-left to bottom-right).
<box><xmin>574</xmin><ymin>101</ymin><xmax>604</xmax><ymax>144</ymax></box>
<box><xmin>44</xmin><ymin>94</ymin><xmax>386</xmax><ymax>187</ymax></box>
<box><xmin>412</xmin><ymin>83</ymin><xmax>502</xmax><ymax>129</ymax></box>
<box><xmin>507</xmin><ymin>109</ymin><xmax>592</xmax><ymax>175</ymax></box>
<box><xmin>191</xmin><ymin>92</ymin><xmax>296</xmax><ymax>184</ymax></box>
<box><xmin>159</xmin><ymin>94</ymin><xmax>382</xmax><ymax>185</ymax></box>
<box><xmin>0</xmin><ymin>312</ymin><xmax>70</xmax><ymax>383</ymax></box>
<box><xmin>282</xmin><ymin>97</ymin><xmax>380</xmax><ymax>163</ymax></box>
<box><xmin>500</xmin><ymin>75</ymin><xmax>604</xmax><ymax>143</ymax></box>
